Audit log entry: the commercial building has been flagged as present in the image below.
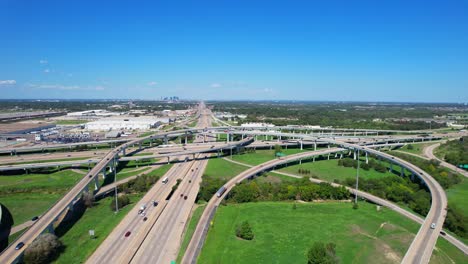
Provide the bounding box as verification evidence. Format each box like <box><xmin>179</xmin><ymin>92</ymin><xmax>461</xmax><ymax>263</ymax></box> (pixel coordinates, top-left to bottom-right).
<box><xmin>85</xmin><ymin>117</ymin><xmax>169</xmax><ymax>131</ymax></box>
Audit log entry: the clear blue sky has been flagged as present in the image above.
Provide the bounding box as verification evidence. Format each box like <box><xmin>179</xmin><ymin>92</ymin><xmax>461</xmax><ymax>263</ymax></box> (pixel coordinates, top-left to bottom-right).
<box><xmin>1</xmin><ymin>0</ymin><xmax>467</xmax><ymax>102</ymax></box>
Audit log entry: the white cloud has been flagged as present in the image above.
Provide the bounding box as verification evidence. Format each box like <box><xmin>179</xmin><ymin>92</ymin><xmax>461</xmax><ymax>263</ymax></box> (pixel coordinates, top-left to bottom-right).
<box><xmin>39</xmin><ymin>59</ymin><xmax>48</xmax><ymax>64</ymax></box>
<box><xmin>27</xmin><ymin>83</ymin><xmax>104</xmax><ymax>91</ymax></box>
<box><xmin>0</xmin><ymin>80</ymin><xmax>16</xmax><ymax>85</ymax></box>
<box><xmin>43</xmin><ymin>69</ymin><xmax>50</xmax><ymax>73</ymax></box>
<box><xmin>210</xmin><ymin>83</ymin><xmax>222</xmax><ymax>88</ymax></box>
<box><xmin>148</xmin><ymin>81</ymin><xmax>157</xmax><ymax>86</ymax></box>
<box><xmin>263</xmin><ymin>88</ymin><xmax>273</xmax><ymax>93</ymax></box>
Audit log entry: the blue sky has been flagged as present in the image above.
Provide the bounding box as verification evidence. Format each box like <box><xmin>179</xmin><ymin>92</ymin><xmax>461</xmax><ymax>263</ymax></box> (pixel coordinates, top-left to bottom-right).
<box><xmin>0</xmin><ymin>0</ymin><xmax>467</xmax><ymax>102</ymax></box>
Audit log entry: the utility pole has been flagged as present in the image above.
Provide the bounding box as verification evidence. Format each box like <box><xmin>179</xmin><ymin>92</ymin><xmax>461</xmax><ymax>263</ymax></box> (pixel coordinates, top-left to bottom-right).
<box><xmin>114</xmin><ymin>155</ymin><xmax>119</xmax><ymax>213</ymax></box>
<box><xmin>355</xmin><ymin>149</ymin><xmax>360</xmax><ymax>204</ymax></box>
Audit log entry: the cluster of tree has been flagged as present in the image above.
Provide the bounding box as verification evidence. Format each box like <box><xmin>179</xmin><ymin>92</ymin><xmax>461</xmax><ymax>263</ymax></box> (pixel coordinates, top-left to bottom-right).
<box><xmin>341</xmin><ymin>175</ymin><xmax>431</xmax><ymax>216</ymax></box>
<box><xmin>444</xmin><ymin>204</ymin><xmax>468</xmax><ymax>239</ymax></box>
<box><xmin>197</xmin><ymin>177</ymin><xmax>226</xmax><ymax>202</ymax></box>
<box><xmin>82</xmin><ymin>191</ymin><xmax>95</xmax><ymax>208</ymax></box>
<box><xmin>390</xmin><ymin>152</ymin><xmax>461</xmax><ymax>189</ymax></box>
<box><xmin>110</xmin><ymin>194</ymin><xmax>130</xmax><ymax>211</ymax></box>
<box><xmin>119</xmin><ymin>174</ymin><xmax>160</xmax><ymax>194</ymax></box>
<box><xmin>227</xmin><ymin>178</ymin><xmax>350</xmax><ymax>203</ymax></box>
<box><xmin>23</xmin><ymin>233</ymin><xmax>63</xmax><ymax>264</ymax></box>
<box><xmin>298</xmin><ymin>168</ymin><xmax>312</xmax><ymax>175</ymax></box>
<box><xmin>439</xmin><ymin>137</ymin><xmax>468</xmax><ymax>166</ymax></box>
<box><xmin>235</xmin><ymin>221</ymin><xmax>254</xmax><ymax>240</ymax></box>
<box><xmin>337</xmin><ymin>158</ymin><xmax>387</xmax><ymax>173</ymax></box>
<box><xmin>307</xmin><ymin>242</ymin><xmax>339</xmax><ymax>264</ymax></box>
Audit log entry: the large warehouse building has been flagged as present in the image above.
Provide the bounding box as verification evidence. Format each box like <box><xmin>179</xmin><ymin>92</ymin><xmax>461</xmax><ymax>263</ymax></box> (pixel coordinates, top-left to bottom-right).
<box><xmin>85</xmin><ymin>117</ymin><xmax>169</xmax><ymax>131</ymax></box>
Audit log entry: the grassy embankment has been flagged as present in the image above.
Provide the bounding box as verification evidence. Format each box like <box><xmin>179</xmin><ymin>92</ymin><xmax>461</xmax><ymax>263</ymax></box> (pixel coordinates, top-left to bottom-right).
<box><xmin>198</xmin><ymin>202</ymin><xmax>467</xmax><ymax>264</ymax></box>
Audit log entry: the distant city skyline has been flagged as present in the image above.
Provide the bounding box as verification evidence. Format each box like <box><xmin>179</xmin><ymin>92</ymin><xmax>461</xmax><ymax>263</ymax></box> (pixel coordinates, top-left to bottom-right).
<box><xmin>1</xmin><ymin>0</ymin><xmax>467</xmax><ymax>102</ymax></box>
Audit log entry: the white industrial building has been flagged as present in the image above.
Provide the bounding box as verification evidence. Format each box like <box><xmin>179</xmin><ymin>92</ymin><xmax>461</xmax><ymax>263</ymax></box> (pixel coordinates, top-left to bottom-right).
<box><xmin>85</xmin><ymin>117</ymin><xmax>170</xmax><ymax>131</ymax></box>
<box><xmin>241</xmin><ymin>122</ymin><xmax>275</xmax><ymax>128</ymax></box>
<box><xmin>67</xmin><ymin>110</ymin><xmax>121</xmax><ymax>117</ymax></box>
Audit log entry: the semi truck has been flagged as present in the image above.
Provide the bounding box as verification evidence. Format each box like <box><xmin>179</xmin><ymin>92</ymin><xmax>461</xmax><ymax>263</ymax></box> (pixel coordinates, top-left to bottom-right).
<box><xmin>216</xmin><ymin>186</ymin><xmax>227</xmax><ymax>198</ymax></box>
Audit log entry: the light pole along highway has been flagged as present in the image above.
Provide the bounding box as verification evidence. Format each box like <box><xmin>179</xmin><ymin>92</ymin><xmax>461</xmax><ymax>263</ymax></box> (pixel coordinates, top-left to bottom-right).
<box><xmin>182</xmin><ymin>131</ymin><xmax>448</xmax><ymax>264</ymax></box>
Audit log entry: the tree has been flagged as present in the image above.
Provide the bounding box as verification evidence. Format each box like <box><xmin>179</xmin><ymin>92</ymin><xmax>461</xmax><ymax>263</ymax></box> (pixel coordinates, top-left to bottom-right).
<box><xmin>23</xmin><ymin>233</ymin><xmax>63</xmax><ymax>264</ymax></box>
<box><xmin>274</xmin><ymin>144</ymin><xmax>282</xmax><ymax>155</ymax></box>
<box><xmin>307</xmin><ymin>242</ymin><xmax>339</xmax><ymax>264</ymax></box>
<box><xmin>82</xmin><ymin>191</ymin><xmax>95</xmax><ymax>208</ymax></box>
<box><xmin>236</xmin><ymin>221</ymin><xmax>254</xmax><ymax>240</ymax></box>
<box><xmin>110</xmin><ymin>194</ymin><xmax>130</xmax><ymax>211</ymax></box>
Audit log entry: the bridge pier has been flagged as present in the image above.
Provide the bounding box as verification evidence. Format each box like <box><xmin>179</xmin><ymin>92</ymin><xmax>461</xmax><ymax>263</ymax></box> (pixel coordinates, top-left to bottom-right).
<box><xmin>327</xmin><ymin>153</ymin><xmax>330</xmax><ymax>160</ymax></box>
<box><xmin>299</xmin><ymin>159</ymin><xmax>302</xmax><ymax>165</ymax></box>
<box><xmin>365</xmin><ymin>152</ymin><xmax>368</xmax><ymax>164</ymax></box>
<box><xmin>47</xmin><ymin>223</ymin><xmax>55</xmax><ymax>234</ymax></box>
<box><xmin>164</xmin><ymin>136</ymin><xmax>168</xmax><ymax>145</ymax></box>
<box><xmin>185</xmin><ymin>135</ymin><xmax>188</xmax><ymax>145</ymax></box>
<box><xmin>138</xmin><ymin>142</ymin><xmax>142</xmax><ymax>150</ymax></box>
<box><xmin>101</xmin><ymin>168</ymin><xmax>106</xmax><ymax>180</ymax></box>
<box><xmin>313</xmin><ymin>156</ymin><xmax>316</xmax><ymax>162</ymax></box>
<box><xmin>94</xmin><ymin>176</ymin><xmax>100</xmax><ymax>191</ymax></box>
<box><xmin>400</xmin><ymin>166</ymin><xmax>404</xmax><ymax>177</ymax></box>
<box><xmin>300</xmin><ymin>140</ymin><xmax>303</xmax><ymax>150</ymax></box>
<box><xmin>340</xmin><ymin>153</ymin><xmax>343</xmax><ymax>159</ymax></box>
<box><xmin>389</xmin><ymin>163</ymin><xmax>393</xmax><ymax>173</ymax></box>
<box><xmin>122</xmin><ymin>147</ymin><xmax>126</xmax><ymax>156</ymax></box>
<box><xmin>167</xmin><ymin>157</ymin><xmax>170</xmax><ymax>164</ymax></box>
<box><xmin>353</xmin><ymin>150</ymin><xmax>357</xmax><ymax>160</ymax></box>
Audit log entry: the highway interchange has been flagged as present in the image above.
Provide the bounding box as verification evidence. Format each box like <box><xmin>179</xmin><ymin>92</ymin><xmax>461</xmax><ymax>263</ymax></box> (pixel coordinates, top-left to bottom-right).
<box><xmin>0</xmin><ymin>102</ymin><xmax>466</xmax><ymax>264</ymax></box>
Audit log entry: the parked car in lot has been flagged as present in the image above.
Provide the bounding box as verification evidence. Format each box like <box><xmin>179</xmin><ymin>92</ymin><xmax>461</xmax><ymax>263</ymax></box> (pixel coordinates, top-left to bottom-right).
<box><xmin>15</xmin><ymin>242</ymin><xmax>25</xmax><ymax>250</ymax></box>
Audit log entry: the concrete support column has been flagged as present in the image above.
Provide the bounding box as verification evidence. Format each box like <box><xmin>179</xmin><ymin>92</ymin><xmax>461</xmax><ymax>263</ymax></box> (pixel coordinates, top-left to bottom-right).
<box><xmin>122</xmin><ymin>147</ymin><xmax>126</xmax><ymax>156</ymax></box>
<box><xmin>327</xmin><ymin>153</ymin><xmax>330</xmax><ymax>160</ymax></box>
<box><xmin>164</xmin><ymin>136</ymin><xmax>168</xmax><ymax>145</ymax></box>
<box><xmin>47</xmin><ymin>223</ymin><xmax>55</xmax><ymax>234</ymax></box>
<box><xmin>185</xmin><ymin>135</ymin><xmax>188</xmax><ymax>144</ymax></box>
<box><xmin>101</xmin><ymin>168</ymin><xmax>106</xmax><ymax>180</ymax></box>
<box><xmin>138</xmin><ymin>142</ymin><xmax>142</xmax><ymax>150</ymax></box>
<box><xmin>365</xmin><ymin>152</ymin><xmax>368</xmax><ymax>164</ymax></box>
<box><xmin>313</xmin><ymin>156</ymin><xmax>316</xmax><ymax>162</ymax></box>
<box><xmin>340</xmin><ymin>153</ymin><xmax>343</xmax><ymax>159</ymax></box>
<box><xmin>167</xmin><ymin>157</ymin><xmax>170</xmax><ymax>164</ymax></box>
<box><xmin>389</xmin><ymin>163</ymin><xmax>393</xmax><ymax>172</ymax></box>
<box><xmin>299</xmin><ymin>159</ymin><xmax>302</xmax><ymax>165</ymax></box>
<box><xmin>353</xmin><ymin>150</ymin><xmax>357</xmax><ymax>160</ymax></box>
<box><xmin>300</xmin><ymin>140</ymin><xmax>303</xmax><ymax>150</ymax></box>
<box><xmin>94</xmin><ymin>176</ymin><xmax>100</xmax><ymax>191</ymax></box>
<box><xmin>400</xmin><ymin>166</ymin><xmax>404</xmax><ymax>177</ymax></box>
<box><xmin>314</xmin><ymin>142</ymin><xmax>317</xmax><ymax>151</ymax></box>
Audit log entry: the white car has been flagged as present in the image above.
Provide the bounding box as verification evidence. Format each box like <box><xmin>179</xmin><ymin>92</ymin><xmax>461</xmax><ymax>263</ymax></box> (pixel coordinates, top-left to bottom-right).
<box><xmin>430</xmin><ymin>223</ymin><xmax>436</xmax><ymax>229</ymax></box>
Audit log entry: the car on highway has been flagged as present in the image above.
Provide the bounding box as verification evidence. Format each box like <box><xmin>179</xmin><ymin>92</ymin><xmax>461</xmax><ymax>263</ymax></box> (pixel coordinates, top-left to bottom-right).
<box><xmin>440</xmin><ymin>231</ymin><xmax>446</xmax><ymax>236</ymax></box>
<box><xmin>124</xmin><ymin>231</ymin><xmax>131</xmax><ymax>237</ymax></box>
<box><xmin>184</xmin><ymin>195</ymin><xmax>188</xmax><ymax>200</ymax></box>
<box><xmin>430</xmin><ymin>223</ymin><xmax>436</xmax><ymax>229</ymax></box>
<box><xmin>15</xmin><ymin>242</ymin><xmax>25</xmax><ymax>250</ymax></box>
<box><xmin>143</xmin><ymin>217</ymin><xmax>148</xmax><ymax>222</ymax></box>
<box><xmin>152</xmin><ymin>200</ymin><xmax>158</xmax><ymax>207</ymax></box>
<box><xmin>31</xmin><ymin>216</ymin><xmax>39</xmax><ymax>221</ymax></box>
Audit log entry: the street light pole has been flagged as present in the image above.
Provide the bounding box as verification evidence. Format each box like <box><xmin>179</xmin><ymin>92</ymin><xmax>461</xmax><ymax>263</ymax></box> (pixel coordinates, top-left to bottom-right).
<box><xmin>355</xmin><ymin>149</ymin><xmax>360</xmax><ymax>204</ymax></box>
<box><xmin>114</xmin><ymin>155</ymin><xmax>119</xmax><ymax>213</ymax></box>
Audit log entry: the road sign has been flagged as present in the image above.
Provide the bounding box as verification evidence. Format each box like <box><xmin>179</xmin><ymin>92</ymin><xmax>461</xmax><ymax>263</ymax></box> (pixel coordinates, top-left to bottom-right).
<box><xmin>89</xmin><ymin>229</ymin><xmax>95</xmax><ymax>239</ymax></box>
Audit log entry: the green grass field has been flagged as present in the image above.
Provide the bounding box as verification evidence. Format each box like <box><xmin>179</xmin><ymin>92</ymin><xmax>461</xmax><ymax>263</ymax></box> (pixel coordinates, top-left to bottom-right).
<box><xmin>1</xmin><ymin>193</ymin><xmax>62</xmax><ymax>227</ymax></box>
<box><xmin>277</xmin><ymin>158</ymin><xmax>397</xmax><ymax>182</ymax></box>
<box><xmin>398</xmin><ymin>142</ymin><xmax>439</xmax><ymax>156</ymax></box>
<box><xmin>0</xmin><ymin>169</ymin><xmax>82</xmax><ymax>193</ymax></box>
<box><xmin>198</xmin><ymin>202</ymin><xmax>467</xmax><ymax>264</ymax></box>
<box><xmin>54</xmin><ymin>194</ymin><xmax>142</xmax><ymax>264</ymax></box>
<box><xmin>203</xmin><ymin>158</ymin><xmax>248</xmax><ymax>180</ymax></box>
<box><xmin>230</xmin><ymin>148</ymin><xmax>312</xmax><ymax>165</ymax></box>
<box><xmin>3</xmin><ymin>156</ymin><xmax>93</xmax><ymax>165</ymax></box>
<box><xmin>54</xmin><ymin>120</ymin><xmax>89</xmax><ymax>125</ymax></box>
<box><xmin>177</xmin><ymin>204</ymin><xmax>207</xmax><ymax>263</ymax></box>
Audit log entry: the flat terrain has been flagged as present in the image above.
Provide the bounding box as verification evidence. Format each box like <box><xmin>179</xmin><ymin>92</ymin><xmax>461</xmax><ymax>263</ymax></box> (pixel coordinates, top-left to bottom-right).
<box><xmin>398</xmin><ymin>142</ymin><xmax>439</xmax><ymax>156</ymax></box>
<box><xmin>0</xmin><ymin>169</ymin><xmax>82</xmax><ymax>226</ymax></box>
<box><xmin>203</xmin><ymin>157</ymin><xmax>248</xmax><ymax>180</ymax></box>
<box><xmin>278</xmin><ymin>158</ymin><xmax>398</xmax><ymax>182</ymax></box>
<box><xmin>198</xmin><ymin>202</ymin><xmax>467</xmax><ymax>264</ymax></box>
<box><xmin>231</xmin><ymin>148</ymin><xmax>310</xmax><ymax>165</ymax></box>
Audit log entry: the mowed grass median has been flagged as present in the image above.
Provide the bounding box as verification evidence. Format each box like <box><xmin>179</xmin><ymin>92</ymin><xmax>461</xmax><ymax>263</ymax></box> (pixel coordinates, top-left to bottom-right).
<box><xmin>198</xmin><ymin>202</ymin><xmax>467</xmax><ymax>264</ymax></box>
